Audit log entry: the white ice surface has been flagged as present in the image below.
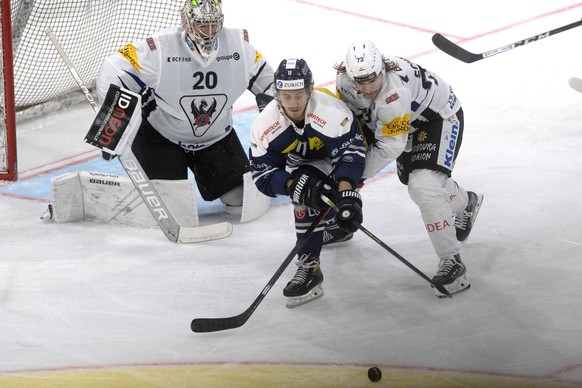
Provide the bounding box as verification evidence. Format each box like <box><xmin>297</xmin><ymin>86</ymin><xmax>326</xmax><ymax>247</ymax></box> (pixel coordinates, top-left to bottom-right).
<box><xmin>2</xmin><ymin>0</ymin><xmax>582</xmax><ymax>385</ymax></box>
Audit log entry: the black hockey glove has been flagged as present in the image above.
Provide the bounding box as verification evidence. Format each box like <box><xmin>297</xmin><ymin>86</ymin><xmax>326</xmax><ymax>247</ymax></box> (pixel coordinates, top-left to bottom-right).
<box><xmin>256</xmin><ymin>93</ymin><xmax>274</xmax><ymax>112</ymax></box>
<box><xmin>335</xmin><ymin>190</ymin><xmax>363</xmax><ymax>233</ymax></box>
<box><xmin>287</xmin><ymin>173</ymin><xmax>337</xmax><ymax>210</ymax></box>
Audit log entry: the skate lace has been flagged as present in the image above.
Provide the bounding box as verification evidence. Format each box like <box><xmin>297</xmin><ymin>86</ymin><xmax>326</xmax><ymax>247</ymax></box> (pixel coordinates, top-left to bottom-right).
<box><xmin>436</xmin><ymin>257</ymin><xmax>456</xmax><ymax>276</ymax></box>
<box><xmin>455</xmin><ymin>193</ymin><xmax>477</xmax><ymax>230</ymax></box>
<box><xmin>289</xmin><ymin>254</ymin><xmax>318</xmax><ymax>285</ymax></box>
<box><xmin>454</xmin><ymin>210</ymin><xmax>471</xmax><ymax>230</ymax></box>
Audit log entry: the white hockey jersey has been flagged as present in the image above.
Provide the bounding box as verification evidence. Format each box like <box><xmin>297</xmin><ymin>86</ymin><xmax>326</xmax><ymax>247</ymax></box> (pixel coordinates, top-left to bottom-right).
<box><xmin>96</xmin><ymin>26</ymin><xmax>274</xmax><ymax>151</ymax></box>
<box><xmin>336</xmin><ymin>56</ymin><xmax>461</xmax><ymax>178</ymax></box>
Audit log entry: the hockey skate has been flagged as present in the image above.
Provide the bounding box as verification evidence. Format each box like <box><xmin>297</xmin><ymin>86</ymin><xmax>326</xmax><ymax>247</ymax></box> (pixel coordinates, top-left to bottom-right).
<box><xmin>455</xmin><ymin>191</ymin><xmax>484</xmax><ymax>243</ymax></box>
<box><xmin>283</xmin><ymin>255</ymin><xmax>324</xmax><ymax>308</ymax></box>
<box><xmin>432</xmin><ymin>254</ymin><xmax>470</xmax><ymax>298</ymax></box>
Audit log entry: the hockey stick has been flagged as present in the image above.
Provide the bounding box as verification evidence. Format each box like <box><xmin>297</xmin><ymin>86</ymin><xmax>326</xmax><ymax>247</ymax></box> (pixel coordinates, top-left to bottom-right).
<box><xmin>45</xmin><ymin>28</ymin><xmax>232</xmax><ymax>243</ymax></box>
<box><xmin>191</xmin><ymin>207</ymin><xmax>331</xmax><ymax>333</ymax></box>
<box><xmin>569</xmin><ymin>77</ymin><xmax>582</xmax><ymax>93</ymax></box>
<box><xmin>432</xmin><ymin>18</ymin><xmax>582</xmax><ymax>63</ymax></box>
<box><xmin>321</xmin><ymin>195</ymin><xmax>451</xmax><ymax>297</ymax></box>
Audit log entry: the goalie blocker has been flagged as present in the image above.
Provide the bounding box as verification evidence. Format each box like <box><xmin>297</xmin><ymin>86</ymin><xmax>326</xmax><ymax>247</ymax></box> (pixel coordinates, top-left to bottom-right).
<box><xmin>85</xmin><ymin>84</ymin><xmax>141</xmax><ymax>159</ymax></box>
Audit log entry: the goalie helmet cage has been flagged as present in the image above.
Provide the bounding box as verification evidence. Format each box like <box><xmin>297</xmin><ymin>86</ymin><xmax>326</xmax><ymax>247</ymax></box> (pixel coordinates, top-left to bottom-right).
<box><xmin>1</xmin><ymin>0</ymin><xmax>185</xmax><ymax>181</ymax></box>
<box><xmin>1</xmin><ymin>0</ymin><xmax>17</xmax><ymax>181</ymax></box>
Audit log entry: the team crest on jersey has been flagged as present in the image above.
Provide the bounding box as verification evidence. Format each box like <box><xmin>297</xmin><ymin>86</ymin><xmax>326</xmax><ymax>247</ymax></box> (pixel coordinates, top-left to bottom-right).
<box><xmin>308</xmin><ymin>137</ymin><xmax>325</xmax><ymax>150</ymax></box>
<box><xmin>180</xmin><ymin>94</ymin><xmax>227</xmax><ymax>137</ymax></box>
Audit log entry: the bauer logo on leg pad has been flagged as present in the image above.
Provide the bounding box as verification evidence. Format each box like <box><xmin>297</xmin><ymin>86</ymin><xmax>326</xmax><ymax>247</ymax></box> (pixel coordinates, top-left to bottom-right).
<box><xmin>85</xmin><ymin>84</ymin><xmax>141</xmax><ymax>157</ymax></box>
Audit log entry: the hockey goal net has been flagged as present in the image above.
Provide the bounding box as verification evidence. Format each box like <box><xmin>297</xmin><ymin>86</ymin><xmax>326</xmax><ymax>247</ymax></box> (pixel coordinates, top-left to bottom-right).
<box><xmin>1</xmin><ymin>0</ymin><xmax>184</xmax><ymax>181</ymax></box>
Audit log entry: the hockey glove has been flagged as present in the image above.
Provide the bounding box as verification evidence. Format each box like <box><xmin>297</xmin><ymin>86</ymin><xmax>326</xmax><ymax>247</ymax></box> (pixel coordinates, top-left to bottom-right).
<box><xmin>256</xmin><ymin>93</ymin><xmax>274</xmax><ymax>112</ymax></box>
<box><xmin>287</xmin><ymin>173</ymin><xmax>337</xmax><ymax>210</ymax></box>
<box><xmin>335</xmin><ymin>190</ymin><xmax>363</xmax><ymax>233</ymax></box>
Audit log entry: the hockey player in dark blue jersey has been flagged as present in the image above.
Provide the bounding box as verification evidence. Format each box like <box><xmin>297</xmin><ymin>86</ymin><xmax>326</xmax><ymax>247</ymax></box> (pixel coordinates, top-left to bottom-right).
<box><xmin>249</xmin><ymin>58</ymin><xmax>366</xmax><ymax>308</ymax></box>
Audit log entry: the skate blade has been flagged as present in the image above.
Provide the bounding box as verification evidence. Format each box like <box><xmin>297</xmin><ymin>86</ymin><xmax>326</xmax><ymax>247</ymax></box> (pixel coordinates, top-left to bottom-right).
<box><xmin>433</xmin><ymin>275</ymin><xmax>470</xmax><ymax>298</ymax></box>
<box><xmin>461</xmin><ymin>194</ymin><xmax>484</xmax><ymax>244</ymax></box>
<box><xmin>286</xmin><ymin>285</ymin><xmax>324</xmax><ymax>308</ymax></box>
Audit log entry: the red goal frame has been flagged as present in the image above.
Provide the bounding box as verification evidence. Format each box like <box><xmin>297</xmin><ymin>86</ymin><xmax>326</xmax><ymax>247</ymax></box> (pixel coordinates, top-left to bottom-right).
<box><xmin>1</xmin><ymin>0</ymin><xmax>17</xmax><ymax>181</ymax></box>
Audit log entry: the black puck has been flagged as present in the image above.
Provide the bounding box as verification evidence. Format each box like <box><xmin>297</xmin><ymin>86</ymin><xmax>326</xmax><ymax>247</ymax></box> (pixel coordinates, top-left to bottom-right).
<box><xmin>368</xmin><ymin>366</ymin><xmax>382</xmax><ymax>382</ymax></box>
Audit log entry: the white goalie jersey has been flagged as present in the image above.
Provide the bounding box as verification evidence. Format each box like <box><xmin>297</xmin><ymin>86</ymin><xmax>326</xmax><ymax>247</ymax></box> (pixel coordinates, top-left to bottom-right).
<box><xmin>96</xmin><ymin>26</ymin><xmax>274</xmax><ymax>151</ymax></box>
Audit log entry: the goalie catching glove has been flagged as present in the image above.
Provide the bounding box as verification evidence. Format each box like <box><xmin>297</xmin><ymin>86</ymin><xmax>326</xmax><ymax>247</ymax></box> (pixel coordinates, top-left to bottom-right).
<box><xmin>287</xmin><ymin>173</ymin><xmax>337</xmax><ymax>210</ymax></box>
<box><xmin>335</xmin><ymin>190</ymin><xmax>362</xmax><ymax>233</ymax></box>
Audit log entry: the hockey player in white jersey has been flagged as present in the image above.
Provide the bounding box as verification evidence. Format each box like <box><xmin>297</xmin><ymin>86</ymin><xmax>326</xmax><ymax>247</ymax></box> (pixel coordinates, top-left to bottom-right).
<box><xmin>335</xmin><ymin>40</ymin><xmax>483</xmax><ymax>297</ymax></box>
<box><xmin>95</xmin><ymin>0</ymin><xmax>274</xmax><ymax>209</ymax></box>
<box><xmin>249</xmin><ymin>58</ymin><xmax>366</xmax><ymax>307</ymax></box>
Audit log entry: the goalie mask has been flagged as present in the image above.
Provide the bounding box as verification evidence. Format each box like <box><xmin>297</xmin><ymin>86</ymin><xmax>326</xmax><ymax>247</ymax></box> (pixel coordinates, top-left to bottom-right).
<box><xmin>345</xmin><ymin>40</ymin><xmax>383</xmax><ymax>83</ymax></box>
<box><xmin>181</xmin><ymin>0</ymin><xmax>224</xmax><ymax>57</ymax></box>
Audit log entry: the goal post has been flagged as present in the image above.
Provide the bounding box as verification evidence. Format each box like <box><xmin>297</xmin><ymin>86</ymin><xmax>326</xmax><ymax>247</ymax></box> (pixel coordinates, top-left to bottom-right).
<box><xmin>1</xmin><ymin>0</ymin><xmax>184</xmax><ymax>182</ymax></box>
<box><xmin>1</xmin><ymin>0</ymin><xmax>17</xmax><ymax>181</ymax></box>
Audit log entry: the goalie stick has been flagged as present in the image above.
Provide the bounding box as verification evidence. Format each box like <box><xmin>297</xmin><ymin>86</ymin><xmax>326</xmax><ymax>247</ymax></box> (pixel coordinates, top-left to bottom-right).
<box><xmin>321</xmin><ymin>195</ymin><xmax>452</xmax><ymax>298</ymax></box>
<box><xmin>45</xmin><ymin>28</ymin><xmax>232</xmax><ymax>243</ymax></box>
<box><xmin>191</xmin><ymin>207</ymin><xmax>331</xmax><ymax>333</ymax></box>
<box><xmin>432</xmin><ymin>18</ymin><xmax>582</xmax><ymax>63</ymax></box>
<box><xmin>569</xmin><ymin>77</ymin><xmax>582</xmax><ymax>93</ymax></box>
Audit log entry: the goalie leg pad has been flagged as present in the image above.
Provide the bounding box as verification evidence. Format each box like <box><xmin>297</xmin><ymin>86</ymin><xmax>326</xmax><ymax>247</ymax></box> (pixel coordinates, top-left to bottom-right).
<box><xmin>50</xmin><ymin>171</ymin><xmax>198</xmax><ymax>227</ymax></box>
<box><xmin>240</xmin><ymin>171</ymin><xmax>270</xmax><ymax>223</ymax></box>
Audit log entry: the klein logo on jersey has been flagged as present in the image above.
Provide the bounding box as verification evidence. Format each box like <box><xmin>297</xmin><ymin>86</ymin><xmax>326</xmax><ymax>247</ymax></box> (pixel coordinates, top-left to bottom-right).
<box><xmin>442</xmin><ymin>124</ymin><xmax>459</xmax><ymax>168</ymax></box>
<box><xmin>180</xmin><ymin>94</ymin><xmax>227</xmax><ymax>137</ymax></box>
<box><xmin>381</xmin><ymin>114</ymin><xmax>409</xmax><ymax>137</ymax></box>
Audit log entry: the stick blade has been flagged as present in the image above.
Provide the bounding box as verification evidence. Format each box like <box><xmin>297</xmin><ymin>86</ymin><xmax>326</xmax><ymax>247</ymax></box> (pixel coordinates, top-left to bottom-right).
<box><xmin>432</xmin><ymin>34</ymin><xmax>481</xmax><ymax>63</ymax></box>
<box><xmin>177</xmin><ymin>222</ymin><xmax>233</xmax><ymax>243</ymax></box>
<box><xmin>191</xmin><ymin>315</ymin><xmax>246</xmax><ymax>333</ymax></box>
<box><xmin>435</xmin><ymin>284</ymin><xmax>453</xmax><ymax>298</ymax></box>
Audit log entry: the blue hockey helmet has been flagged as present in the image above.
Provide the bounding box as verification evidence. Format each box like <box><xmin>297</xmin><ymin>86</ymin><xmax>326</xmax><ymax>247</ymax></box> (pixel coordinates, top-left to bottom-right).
<box><xmin>274</xmin><ymin>58</ymin><xmax>314</xmax><ymax>93</ymax></box>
